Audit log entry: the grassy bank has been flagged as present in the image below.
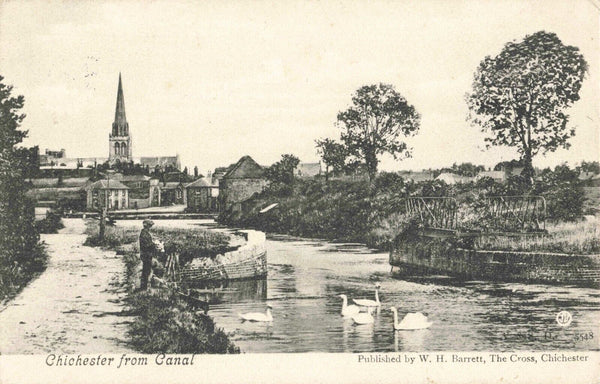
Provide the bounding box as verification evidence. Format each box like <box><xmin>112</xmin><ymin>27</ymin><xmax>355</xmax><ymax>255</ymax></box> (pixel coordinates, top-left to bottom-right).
<box><xmin>84</xmin><ymin>221</ymin><xmax>240</xmax><ymax>354</ymax></box>
<box><xmin>474</xmin><ymin>221</ymin><xmax>600</xmax><ymax>254</ymax></box>
<box><xmin>219</xmin><ymin>174</ymin><xmax>596</xmax><ymax>253</ymax></box>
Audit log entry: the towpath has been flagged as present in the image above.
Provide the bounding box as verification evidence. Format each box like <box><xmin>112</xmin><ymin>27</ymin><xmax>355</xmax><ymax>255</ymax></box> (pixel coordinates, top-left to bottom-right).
<box><xmin>0</xmin><ymin>219</ymin><xmax>133</xmax><ymax>354</ymax></box>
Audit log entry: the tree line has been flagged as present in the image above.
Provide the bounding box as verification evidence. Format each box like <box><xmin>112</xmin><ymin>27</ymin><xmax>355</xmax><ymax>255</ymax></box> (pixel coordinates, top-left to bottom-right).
<box><xmin>316</xmin><ymin>31</ymin><xmax>589</xmax><ymax>184</ymax></box>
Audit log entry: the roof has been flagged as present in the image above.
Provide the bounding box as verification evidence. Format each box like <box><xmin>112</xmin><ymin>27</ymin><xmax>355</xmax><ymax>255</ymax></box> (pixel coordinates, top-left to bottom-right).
<box><xmin>476</xmin><ymin>171</ymin><xmax>506</xmax><ymax>181</ymax></box>
<box><xmin>160</xmin><ymin>182</ymin><xmax>183</xmax><ymax>189</ymax></box>
<box><xmin>185</xmin><ymin>178</ymin><xmax>215</xmax><ymax>188</ymax></box>
<box><xmin>223</xmin><ymin>156</ymin><xmax>265</xmax><ymax>179</ymax></box>
<box><xmin>579</xmin><ymin>172</ymin><xmax>600</xmax><ymax>181</ymax></box>
<box><xmin>436</xmin><ymin>173</ymin><xmax>474</xmax><ymax>184</ymax></box>
<box><xmin>295</xmin><ymin>162</ymin><xmax>321</xmax><ymax>177</ymax></box>
<box><xmin>139</xmin><ymin>156</ymin><xmax>180</xmax><ymax>169</ymax></box>
<box><xmin>87</xmin><ymin>179</ymin><xmax>129</xmax><ymax>190</ymax></box>
<box><xmin>120</xmin><ymin>174</ymin><xmax>151</xmax><ymax>182</ymax></box>
<box><xmin>397</xmin><ymin>171</ymin><xmax>434</xmax><ymax>183</ymax></box>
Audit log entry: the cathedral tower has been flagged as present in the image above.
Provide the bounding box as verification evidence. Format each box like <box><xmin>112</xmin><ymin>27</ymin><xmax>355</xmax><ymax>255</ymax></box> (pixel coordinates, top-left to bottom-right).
<box><xmin>109</xmin><ymin>73</ymin><xmax>132</xmax><ymax>163</ymax></box>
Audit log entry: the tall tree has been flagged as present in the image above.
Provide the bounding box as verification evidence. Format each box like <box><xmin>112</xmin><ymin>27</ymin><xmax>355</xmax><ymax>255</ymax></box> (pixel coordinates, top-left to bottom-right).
<box><xmin>467</xmin><ymin>31</ymin><xmax>588</xmax><ymax>182</ymax></box>
<box><xmin>0</xmin><ymin>76</ymin><xmax>41</xmax><ymax>292</ymax></box>
<box><xmin>337</xmin><ymin>83</ymin><xmax>420</xmax><ymax>181</ymax></box>
<box><xmin>315</xmin><ymin>138</ymin><xmax>347</xmax><ymax>181</ymax></box>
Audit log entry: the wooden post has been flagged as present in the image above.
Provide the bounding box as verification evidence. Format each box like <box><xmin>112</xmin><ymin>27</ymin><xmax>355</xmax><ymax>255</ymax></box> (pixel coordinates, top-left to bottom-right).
<box><xmin>99</xmin><ymin>206</ymin><xmax>106</xmax><ymax>241</ymax></box>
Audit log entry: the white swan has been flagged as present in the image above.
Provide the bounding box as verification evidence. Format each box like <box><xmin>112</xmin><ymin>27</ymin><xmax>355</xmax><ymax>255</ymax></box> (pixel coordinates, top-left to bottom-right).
<box><xmin>338</xmin><ymin>294</ymin><xmax>360</xmax><ymax>317</ymax></box>
<box><xmin>239</xmin><ymin>304</ymin><xmax>273</xmax><ymax>322</ymax></box>
<box><xmin>353</xmin><ymin>283</ymin><xmax>381</xmax><ymax>308</ymax></box>
<box><xmin>389</xmin><ymin>307</ymin><xmax>432</xmax><ymax>330</ymax></box>
<box><xmin>351</xmin><ymin>312</ymin><xmax>374</xmax><ymax>325</ymax></box>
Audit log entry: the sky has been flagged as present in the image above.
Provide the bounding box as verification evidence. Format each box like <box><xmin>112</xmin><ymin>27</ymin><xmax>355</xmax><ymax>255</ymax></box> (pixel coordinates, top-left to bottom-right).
<box><xmin>0</xmin><ymin>0</ymin><xmax>598</xmax><ymax>174</ymax></box>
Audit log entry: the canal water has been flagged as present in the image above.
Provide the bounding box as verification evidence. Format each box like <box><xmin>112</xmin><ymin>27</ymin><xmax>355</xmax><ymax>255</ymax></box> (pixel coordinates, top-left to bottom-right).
<box><xmin>203</xmin><ymin>235</ymin><xmax>599</xmax><ymax>353</ymax></box>
<box><xmin>119</xmin><ymin>220</ymin><xmax>599</xmax><ymax>353</ymax></box>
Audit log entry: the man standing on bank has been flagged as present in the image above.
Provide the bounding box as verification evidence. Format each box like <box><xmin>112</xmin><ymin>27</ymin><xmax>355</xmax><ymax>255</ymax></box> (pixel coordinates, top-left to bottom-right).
<box><xmin>139</xmin><ymin>219</ymin><xmax>157</xmax><ymax>290</ymax></box>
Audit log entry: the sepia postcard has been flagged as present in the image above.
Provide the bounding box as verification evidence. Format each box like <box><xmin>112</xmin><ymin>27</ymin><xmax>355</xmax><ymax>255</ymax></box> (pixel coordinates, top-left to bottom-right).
<box><xmin>0</xmin><ymin>1</ymin><xmax>598</xmax><ymax>383</ymax></box>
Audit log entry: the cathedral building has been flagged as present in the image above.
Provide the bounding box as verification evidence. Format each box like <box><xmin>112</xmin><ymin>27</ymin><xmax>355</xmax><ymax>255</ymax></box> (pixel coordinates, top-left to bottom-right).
<box><xmin>39</xmin><ymin>74</ymin><xmax>181</xmax><ymax>172</ymax></box>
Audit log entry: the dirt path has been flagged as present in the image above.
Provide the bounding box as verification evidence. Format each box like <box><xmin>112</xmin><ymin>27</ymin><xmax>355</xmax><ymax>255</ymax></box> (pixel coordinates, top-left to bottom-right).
<box><xmin>0</xmin><ymin>219</ymin><xmax>133</xmax><ymax>354</ymax></box>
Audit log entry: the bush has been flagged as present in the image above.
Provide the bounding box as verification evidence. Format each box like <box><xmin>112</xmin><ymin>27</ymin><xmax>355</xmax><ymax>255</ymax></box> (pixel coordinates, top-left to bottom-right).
<box><xmin>126</xmin><ymin>288</ymin><xmax>239</xmax><ymax>354</ymax></box>
<box><xmin>153</xmin><ymin>228</ymin><xmax>233</xmax><ymax>266</ymax></box>
<box><xmin>35</xmin><ymin>209</ymin><xmax>64</xmax><ymax>234</ymax></box>
<box><xmin>534</xmin><ymin>165</ymin><xmax>585</xmax><ymax>222</ymax></box>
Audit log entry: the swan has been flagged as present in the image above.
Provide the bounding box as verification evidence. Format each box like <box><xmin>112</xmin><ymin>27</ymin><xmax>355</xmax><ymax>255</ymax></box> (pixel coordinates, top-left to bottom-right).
<box><xmin>239</xmin><ymin>304</ymin><xmax>273</xmax><ymax>322</ymax></box>
<box><xmin>353</xmin><ymin>283</ymin><xmax>381</xmax><ymax>308</ymax></box>
<box><xmin>389</xmin><ymin>307</ymin><xmax>432</xmax><ymax>330</ymax></box>
<box><xmin>338</xmin><ymin>294</ymin><xmax>360</xmax><ymax>317</ymax></box>
<box><xmin>351</xmin><ymin>312</ymin><xmax>374</xmax><ymax>325</ymax></box>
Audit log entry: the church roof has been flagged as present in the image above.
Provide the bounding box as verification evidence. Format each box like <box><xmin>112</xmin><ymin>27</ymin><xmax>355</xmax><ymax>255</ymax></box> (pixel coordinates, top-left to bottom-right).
<box><xmin>223</xmin><ymin>156</ymin><xmax>265</xmax><ymax>179</ymax></box>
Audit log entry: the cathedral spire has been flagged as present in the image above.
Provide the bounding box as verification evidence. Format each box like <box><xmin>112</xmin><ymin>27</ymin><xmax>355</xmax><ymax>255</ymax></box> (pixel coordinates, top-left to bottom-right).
<box><xmin>113</xmin><ymin>72</ymin><xmax>127</xmax><ymax>133</ymax></box>
<box><xmin>109</xmin><ymin>73</ymin><xmax>131</xmax><ymax>162</ymax></box>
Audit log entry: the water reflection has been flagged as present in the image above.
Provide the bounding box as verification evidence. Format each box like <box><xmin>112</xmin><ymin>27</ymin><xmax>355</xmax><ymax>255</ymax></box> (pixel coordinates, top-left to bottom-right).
<box><xmin>185</xmin><ymin>278</ymin><xmax>267</xmax><ymax>304</ymax></box>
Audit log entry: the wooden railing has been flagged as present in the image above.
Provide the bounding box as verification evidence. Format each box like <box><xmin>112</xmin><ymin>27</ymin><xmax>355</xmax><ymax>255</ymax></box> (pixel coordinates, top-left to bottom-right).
<box><xmin>481</xmin><ymin>195</ymin><xmax>546</xmax><ymax>232</ymax></box>
<box><xmin>404</xmin><ymin>195</ymin><xmax>546</xmax><ymax>233</ymax></box>
<box><xmin>405</xmin><ymin>197</ymin><xmax>458</xmax><ymax>230</ymax></box>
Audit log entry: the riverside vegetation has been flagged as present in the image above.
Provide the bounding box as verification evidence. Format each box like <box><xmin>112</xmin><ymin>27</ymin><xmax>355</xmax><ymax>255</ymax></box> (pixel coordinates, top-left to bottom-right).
<box><xmin>84</xmin><ymin>223</ymin><xmax>240</xmax><ymax>354</ymax></box>
<box><xmin>220</xmin><ymin>164</ymin><xmax>599</xmax><ymax>255</ymax></box>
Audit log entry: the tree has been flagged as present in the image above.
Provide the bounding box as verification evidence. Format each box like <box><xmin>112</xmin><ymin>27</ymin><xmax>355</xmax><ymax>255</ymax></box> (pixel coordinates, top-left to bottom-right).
<box><xmin>467</xmin><ymin>31</ymin><xmax>588</xmax><ymax>183</ymax></box>
<box><xmin>194</xmin><ymin>166</ymin><xmax>199</xmax><ymax>178</ymax></box>
<box><xmin>336</xmin><ymin>83</ymin><xmax>420</xmax><ymax>181</ymax></box>
<box><xmin>577</xmin><ymin>161</ymin><xmax>600</xmax><ymax>175</ymax></box>
<box><xmin>0</xmin><ymin>76</ymin><xmax>43</xmax><ymax>296</ymax></box>
<box><xmin>452</xmin><ymin>162</ymin><xmax>486</xmax><ymax>177</ymax></box>
<box><xmin>315</xmin><ymin>138</ymin><xmax>347</xmax><ymax>181</ymax></box>
<box><xmin>265</xmin><ymin>154</ymin><xmax>300</xmax><ymax>185</ymax></box>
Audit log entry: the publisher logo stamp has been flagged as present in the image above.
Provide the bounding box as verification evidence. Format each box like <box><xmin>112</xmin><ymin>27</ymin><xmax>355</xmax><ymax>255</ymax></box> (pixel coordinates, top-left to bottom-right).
<box><xmin>556</xmin><ymin>311</ymin><xmax>572</xmax><ymax>327</ymax></box>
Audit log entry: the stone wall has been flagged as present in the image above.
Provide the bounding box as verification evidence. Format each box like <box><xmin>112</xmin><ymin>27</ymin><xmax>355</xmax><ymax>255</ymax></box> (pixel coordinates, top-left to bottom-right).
<box><xmin>390</xmin><ymin>240</ymin><xmax>600</xmax><ymax>287</ymax></box>
<box><xmin>220</xmin><ymin>178</ymin><xmax>267</xmax><ymax>211</ymax></box>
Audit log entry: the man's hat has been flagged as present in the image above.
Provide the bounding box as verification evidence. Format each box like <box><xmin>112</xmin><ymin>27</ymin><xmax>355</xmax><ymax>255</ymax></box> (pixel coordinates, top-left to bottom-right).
<box><xmin>143</xmin><ymin>219</ymin><xmax>154</xmax><ymax>227</ymax></box>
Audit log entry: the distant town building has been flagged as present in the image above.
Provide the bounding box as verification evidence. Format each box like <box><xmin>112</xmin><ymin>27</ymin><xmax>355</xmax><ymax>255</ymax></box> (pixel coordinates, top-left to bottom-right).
<box><xmin>39</xmin><ymin>148</ymin><xmax>66</xmax><ymax>166</ymax></box>
<box><xmin>295</xmin><ymin>162</ymin><xmax>321</xmax><ymax>178</ymax></box>
<box><xmin>397</xmin><ymin>171</ymin><xmax>434</xmax><ymax>183</ymax></box>
<box><xmin>475</xmin><ymin>170</ymin><xmax>506</xmax><ymax>183</ymax></box>
<box><xmin>185</xmin><ymin>178</ymin><xmax>219</xmax><ymax>212</ymax></box>
<box><xmin>436</xmin><ymin>172</ymin><xmax>475</xmax><ymax>185</ymax></box>
<box><xmin>159</xmin><ymin>181</ymin><xmax>185</xmax><ymax>206</ymax></box>
<box><xmin>139</xmin><ymin>156</ymin><xmax>181</xmax><ymax>171</ymax></box>
<box><xmin>219</xmin><ymin>155</ymin><xmax>267</xmax><ymax>211</ymax></box>
<box><xmin>579</xmin><ymin>172</ymin><xmax>600</xmax><ymax>187</ymax></box>
<box><xmin>212</xmin><ymin>166</ymin><xmax>232</xmax><ymax>185</ymax></box>
<box><xmin>85</xmin><ymin>179</ymin><xmax>129</xmax><ymax>210</ymax></box>
<box><xmin>112</xmin><ymin>174</ymin><xmax>156</xmax><ymax>209</ymax></box>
